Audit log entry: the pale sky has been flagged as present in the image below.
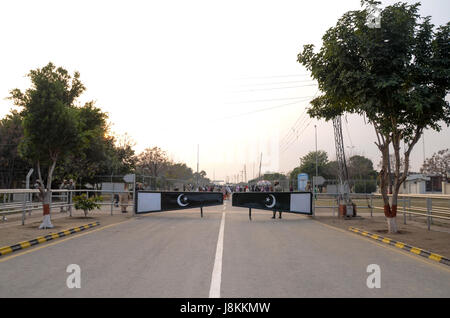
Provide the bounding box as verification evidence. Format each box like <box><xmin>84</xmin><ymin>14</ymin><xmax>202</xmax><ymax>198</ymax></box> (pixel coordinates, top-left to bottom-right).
<box><xmin>1</xmin><ymin>0</ymin><xmax>449</xmax><ymax>181</ymax></box>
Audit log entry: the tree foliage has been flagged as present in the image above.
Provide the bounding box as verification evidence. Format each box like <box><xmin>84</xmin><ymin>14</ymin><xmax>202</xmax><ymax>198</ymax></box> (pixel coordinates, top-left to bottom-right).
<box><xmin>297</xmin><ymin>1</ymin><xmax>450</xmax><ymax>231</ymax></box>
<box><xmin>0</xmin><ymin>110</ymin><xmax>29</xmax><ymax>188</ymax></box>
<box><xmin>420</xmin><ymin>148</ymin><xmax>450</xmax><ymax>180</ymax></box>
<box><xmin>9</xmin><ymin>62</ymin><xmax>86</xmax><ymax>200</ymax></box>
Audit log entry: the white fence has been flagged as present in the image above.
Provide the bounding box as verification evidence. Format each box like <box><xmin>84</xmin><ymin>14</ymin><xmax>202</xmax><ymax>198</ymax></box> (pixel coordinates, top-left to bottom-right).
<box><xmin>0</xmin><ymin>189</ymin><xmax>134</xmax><ymax>225</ymax></box>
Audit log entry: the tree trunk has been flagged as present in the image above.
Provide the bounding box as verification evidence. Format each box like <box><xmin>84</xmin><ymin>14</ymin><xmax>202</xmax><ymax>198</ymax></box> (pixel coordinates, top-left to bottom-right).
<box><xmin>37</xmin><ymin>158</ymin><xmax>57</xmax><ymax>229</ymax></box>
<box><xmin>39</xmin><ymin>190</ymin><xmax>54</xmax><ymax>229</ymax></box>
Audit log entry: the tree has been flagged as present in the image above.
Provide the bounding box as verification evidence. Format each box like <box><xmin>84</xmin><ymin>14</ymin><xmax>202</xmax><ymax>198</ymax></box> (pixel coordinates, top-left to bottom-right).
<box><xmin>136</xmin><ymin>147</ymin><xmax>170</xmax><ymax>177</ymax></box>
<box><xmin>323</xmin><ymin>160</ymin><xmax>339</xmax><ymax>180</ymax></box>
<box><xmin>297</xmin><ymin>1</ymin><xmax>450</xmax><ymax>232</ymax></box>
<box><xmin>289</xmin><ymin>151</ymin><xmax>329</xmax><ymax>180</ymax></box>
<box><xmin>73</xmin><ymin>193</ymin><xmax>102</xmax><ymax>218</ymax></box>
<box><xmin>348</xmin><ymin>155</ymin><xmax>377</xmax><ymax>180</ymax></box>
<box><xmin>54</xmin><ymin>101</ymin><xmax>112</xmax><ymax>186</ymax></box>
<box><xmin>9</xmin><ymin>62</ymin><xmax>87</xmax><ymax>228</ymax></box>
<box><xmin>420</xmin><ymin>148</ymin><xmax>450</xmax><ymax>180</ymax></box>
<box><xmin>0</xmin><ymin>110</ymin><xmax>29</xmax><ymax>188</ymax></box>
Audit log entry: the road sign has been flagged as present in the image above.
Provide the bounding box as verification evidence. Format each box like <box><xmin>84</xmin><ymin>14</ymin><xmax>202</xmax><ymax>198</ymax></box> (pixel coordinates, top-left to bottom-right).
<box><xmin>135</xmin><ymin>191</ymin><xmax>223</xmax><ymax>215</ymax></box>
<box><xmin>298</xmin><ymin>173</ymin><xmax>308</xmax><ymax>191</ymax></box>
<box><xmin>232</xmin><ymin>192</ymin><xmax>312</xmax><ymax>215</ymax></box>
<box><xmin>313</xmin><ymin>176</ymin><xmax>325</xmax><ymax>185</ymax></box>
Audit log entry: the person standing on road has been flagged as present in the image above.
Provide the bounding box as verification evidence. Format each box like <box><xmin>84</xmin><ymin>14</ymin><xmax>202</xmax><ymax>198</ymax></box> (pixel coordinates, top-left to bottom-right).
<box><xmin>272</xmin><ymin>181</ymin><xmax>283</xmax><ymax>219</ymax></box>
<box><xmin>120</xmin><ymin>183</ymin><xmax>129</xmax><ymax>213</ymax></box>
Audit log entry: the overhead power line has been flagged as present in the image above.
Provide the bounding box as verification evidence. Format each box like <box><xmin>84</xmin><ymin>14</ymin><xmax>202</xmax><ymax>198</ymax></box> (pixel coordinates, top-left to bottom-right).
<box><xmin>230</xmin><ymin>79</ymin><xmax>316</xmax><ymax>87</ymax></box>
<box><xmin>279</xmin><ymin>90</ymin><xmax>319</xmax><ymax>146</ymax></box>
<box><xmin>214</xmin><ymin>99</ymin><xmax>306</xmax><ymax>121</ymax></box>
<box><xmin>280</xmin><ymin>115</ymin><xmax>311</xmax><ymax>151</ymax></box>
<box><xmin>231</xmin><ymin>83</ymin><xmax>317</xmax><ymax>93</ymax></box>
<box><xmin>233</xmin><ymin>74</ymin><xmax>311</xmax><ymax>80</ymax></box>
<box><xmin>280</xmin><ymin>118</ymin><xmax>314</xmax><ymax>153</ymax></box>
<box><xmin>226</xmin><ymin>96</ymin><xmax>315</xmax><ymax>104</ymax></box>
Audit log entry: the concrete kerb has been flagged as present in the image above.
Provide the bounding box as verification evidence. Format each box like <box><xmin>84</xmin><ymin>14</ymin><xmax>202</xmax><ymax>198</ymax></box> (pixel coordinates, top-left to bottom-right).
<box><xmin>0</xmin><ymin>221</ymin><xmax>100</xmax><ymax>256</ymax></box>
<box><xmin>348</xmin><ymin>226</ymin><xmax>450</xmax><ymax>266</ymax></box>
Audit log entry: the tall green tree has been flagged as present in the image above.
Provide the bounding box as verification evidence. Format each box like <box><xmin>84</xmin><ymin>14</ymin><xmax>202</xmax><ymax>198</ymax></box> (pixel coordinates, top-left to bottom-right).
<box><xmin>9</xmin><ymin>62</ymin><xmax>87</xmax><ymax>228</ymax></box>
<box><xmin>348</xmin><ymin>155</ymin><xmax>377</xmax><ymax>180</ymax></box>
<box><xmin>136</xmin><ymin>147</ymin><xmax>170</xmax><ymax>177</ymax></box>
<box><xmin>297</xmin><ymin>1</ymin><xmax>450</xmax><ymax>232</ymax></box>
<box><xmin>289</xmin><ymin>150</ymin><xmax>329</xmax><ymax>181</ymax></box>
<box><xmin>0</xmin><ymin>110</ymin><xmax>29</xmax><ymax>188</ymax></box>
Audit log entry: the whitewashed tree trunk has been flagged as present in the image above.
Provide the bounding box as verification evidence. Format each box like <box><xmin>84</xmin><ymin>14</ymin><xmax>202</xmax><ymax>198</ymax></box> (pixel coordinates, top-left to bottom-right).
<box><xmin>386</xmin><ymin>217</ymin><xmax>398</xmax><ymax>234</ymax></box>
<box><xmin>39</xmin><ymin>191</ymin><xmax>54</xmax><ymax>229</ymax></box>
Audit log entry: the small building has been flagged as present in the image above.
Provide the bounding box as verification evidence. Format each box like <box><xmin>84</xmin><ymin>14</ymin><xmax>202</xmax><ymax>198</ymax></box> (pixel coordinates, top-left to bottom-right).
<box><xmin>400</xmin><ymin>174</ymin><xmax>430</xmax><ymax>194</ymax></box>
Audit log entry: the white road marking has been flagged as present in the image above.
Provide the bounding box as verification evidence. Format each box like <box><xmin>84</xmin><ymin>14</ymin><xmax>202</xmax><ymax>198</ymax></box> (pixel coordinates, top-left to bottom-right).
<box><xmin>209</xmin><ymin>208</ymin><xmax>226</xmax><ymax>298</ymax></box>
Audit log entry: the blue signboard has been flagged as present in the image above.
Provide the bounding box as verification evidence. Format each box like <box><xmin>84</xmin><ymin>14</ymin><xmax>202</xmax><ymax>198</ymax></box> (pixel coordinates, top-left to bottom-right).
<box><xmin>298</xmin><ymin>173</ymin><xmax>308</xmax><ymax>191</ymax></box>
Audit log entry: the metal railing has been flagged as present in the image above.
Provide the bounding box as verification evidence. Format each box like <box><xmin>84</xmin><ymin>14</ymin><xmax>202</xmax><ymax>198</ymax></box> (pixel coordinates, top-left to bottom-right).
<box><xmin>2</xmin><ymin>188</ymin><xmax>450</xmax><ymax>230</ymax></box>
<box><xmin>314</xmin><ymin>192</ymin><xmax>450</xmax><ymax>230</ymax></box>
<box><xmin>0</xmin><ymin>189</ymin><xmax>134</xmax><ymax>225</ymax></box>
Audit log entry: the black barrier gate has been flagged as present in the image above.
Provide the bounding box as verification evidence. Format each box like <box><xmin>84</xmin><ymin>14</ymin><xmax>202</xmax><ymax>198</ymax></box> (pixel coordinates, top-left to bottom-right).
<box><xmin>232</xmin><ymin>192</ymin><xmax>313</xmax><ymax>220</ymax></box>
<box><xmin>135</xmin><ymin>191</ymin><xmax>223</xmax><ymax>217</ymax></box>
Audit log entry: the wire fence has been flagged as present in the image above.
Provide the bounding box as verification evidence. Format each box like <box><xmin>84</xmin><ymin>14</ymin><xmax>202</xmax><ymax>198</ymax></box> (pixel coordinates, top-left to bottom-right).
<box><xmin>1</xmin><ymin>174</ymin><xmax>450</xmax><ymax>231</ymax></box>
<box><xmin>314</xmin><ymin>192</ymin><xmax>450</xmax><ymax>230</ymax></box>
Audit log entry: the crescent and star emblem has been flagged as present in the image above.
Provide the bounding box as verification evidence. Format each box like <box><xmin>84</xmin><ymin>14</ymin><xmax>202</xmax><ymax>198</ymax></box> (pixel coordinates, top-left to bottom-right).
<box><xmin>264</xmin><ymin>194</ymin><xmax>276</xmax><ymax>208</ymax></box>
<box><xmin>177</xmin><ymin>194</ymin><xmax>189</xmax><ymax>207</ymax></box>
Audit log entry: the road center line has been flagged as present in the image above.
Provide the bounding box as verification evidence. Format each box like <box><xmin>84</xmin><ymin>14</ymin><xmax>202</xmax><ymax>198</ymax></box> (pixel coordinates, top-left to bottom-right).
<box><xmin>209</xmin><ymin>209</ymin><xmax>226</xmax><ymax>298</ymax></box>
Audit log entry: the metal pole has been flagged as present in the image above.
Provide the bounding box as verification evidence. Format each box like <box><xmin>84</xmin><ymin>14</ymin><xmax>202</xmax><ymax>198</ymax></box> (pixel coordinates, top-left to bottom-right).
<box><xmin>403</xmin><ymin>196</ymin><xmax>406</xmax><ymax>225</ymax></box>
<box><xmin>315</xmin><ymin>125</ymin><xmax>318</xmax><ymax>178</ymax></box>
<box><xmin>69</xmin><ymin>190</ymin><xmax>72</xmax><ymax>217</ymax></box>
<box><xmin>408</xmin><ymin>197</ymin><xmax>412</xmax><ymax>220</ymax></box>
<box><xmin>22</xmin><ymin>191</ymin><xmax>27</xmax><ymax>225</ymax></box>
<box><xmin>370</xmin><ymin>194</ymin><xmax>373</xmax><ymax>217</ymax></box>
<box><xmin>197</xmin><ymin>144</ymin><xmax>199</xmax><ymax>189</ymax></box>
<box><xmin>132</xmin><ymin>174</ymin><xmax>136</xmax><ymax>216</ymax></box>
<box><xmin>26</xmin><ymin>169</ymin><xmax>34</xmax><ymax>217</ymax></box>
<box><xmin>430</xmin><ymin>197</ymin><xmax>433</xmax><ymax>225</ymax></box>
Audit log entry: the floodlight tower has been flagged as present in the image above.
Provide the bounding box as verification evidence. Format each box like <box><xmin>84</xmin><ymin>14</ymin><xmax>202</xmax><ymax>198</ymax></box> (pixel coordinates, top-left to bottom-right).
<box><xmin>332</xmin><ymin>116</ymin><xmax>355</xmax><ymax>217</ymax></box>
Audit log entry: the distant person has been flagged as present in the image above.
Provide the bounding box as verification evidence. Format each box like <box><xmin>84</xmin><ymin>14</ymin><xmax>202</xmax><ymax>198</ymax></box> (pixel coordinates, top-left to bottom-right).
<box><xmin>120</xmin><ymin>183</ymin><xmax>129</xmax><ymax>213</ymax></box>
<box><xmin>272</xmin><ymin>181</ymin><xmax>283</xmax><ymax>219</ymax></box>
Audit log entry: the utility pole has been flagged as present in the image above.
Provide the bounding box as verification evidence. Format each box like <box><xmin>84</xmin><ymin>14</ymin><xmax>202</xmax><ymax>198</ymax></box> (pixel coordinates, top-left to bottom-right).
<box><xmin>197</xmin><ymin>144</ymin><xmax>199</xmax><ymax>188</ymax></box>
<box><xmin>258</xmin><ymin>153</ymin><xmax>262</xmax><ymax>179</ymax></box>
<box><xmin>315</xmin><ymin>125</ymin><xmax>318</xmax><ymax>178</ymax></box>
<box><xmin>244</xmin><ymin>165</ymin><xmax>247</xmax><ymax>183</ymax></box>
<box><xmin>422</xmin><ymin>132</ymin><xmax>426</xmax><ymax>164</ymax></box>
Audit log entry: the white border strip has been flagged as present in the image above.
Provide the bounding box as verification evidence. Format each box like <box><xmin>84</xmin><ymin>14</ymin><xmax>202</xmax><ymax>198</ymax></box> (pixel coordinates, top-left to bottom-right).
<box><xmin>209</xmin><ymin>210</ymin><xmax>226</xmax><ymax>298</ymax></box>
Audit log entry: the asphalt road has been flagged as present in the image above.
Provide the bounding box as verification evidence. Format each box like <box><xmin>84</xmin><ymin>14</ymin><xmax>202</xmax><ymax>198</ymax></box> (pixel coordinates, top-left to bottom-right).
<box><xmin>1</xmin><ymin>200</ymin><xmax>449</xmax><ymax>297</ymax></box>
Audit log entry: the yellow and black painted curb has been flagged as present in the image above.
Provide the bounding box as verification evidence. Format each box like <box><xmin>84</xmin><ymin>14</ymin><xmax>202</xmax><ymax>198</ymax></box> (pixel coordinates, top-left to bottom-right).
<box><xmin>0</xmin><ymin>221</ymin><xmax>100</xmax><ymax>257</ymax></box>
<box><xmin>348</xmin><ymin>226</ymin><xmax>450</xmax><ymax>266</ymax></box>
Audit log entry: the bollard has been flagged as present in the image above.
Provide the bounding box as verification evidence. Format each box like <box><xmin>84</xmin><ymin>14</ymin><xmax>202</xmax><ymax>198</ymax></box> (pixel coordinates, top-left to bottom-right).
<box><xmin>69</xmin><ymin>190</ymin><xmax>73</xmax><ymax>217</ymax></box>
<box><xmin>426</xmin><ymin>198</ymin><xmax>431</xmax><ymax>231</ymax></box>
<box><xmin>22</xmin><ymin>192</ymin><xmax>27</xmax><ymax>226</ymax></box>
<box><xmin>110</xmin><ymin>191</ymin><xmax>114</xmax><ymax>216</ymax></box>
<box><xmin>370</xmin><ymin>195</ymin><xmax>373</xmax><ymax>217</ymax></box>
<box><xmin>403</xmin><ymin>196</ymin><xmax>406</xmax><ymax>225</ymax></box>
<box><xmin>408</xmin><ymin>197</ymin><xmax>412</xmax><ymax>220</ymax></box>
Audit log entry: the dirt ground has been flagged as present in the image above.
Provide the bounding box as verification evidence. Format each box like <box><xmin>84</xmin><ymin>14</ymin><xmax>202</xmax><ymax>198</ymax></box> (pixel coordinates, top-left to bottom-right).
<box><xmin>0</xmin><ymin>207</ymin><xmax>133</xmax><ymax>247</ymax></box>
<box><xmin>313</xmin><ymin>211</ymin><xmax>450</xmax><ymax>258</ymax></box>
